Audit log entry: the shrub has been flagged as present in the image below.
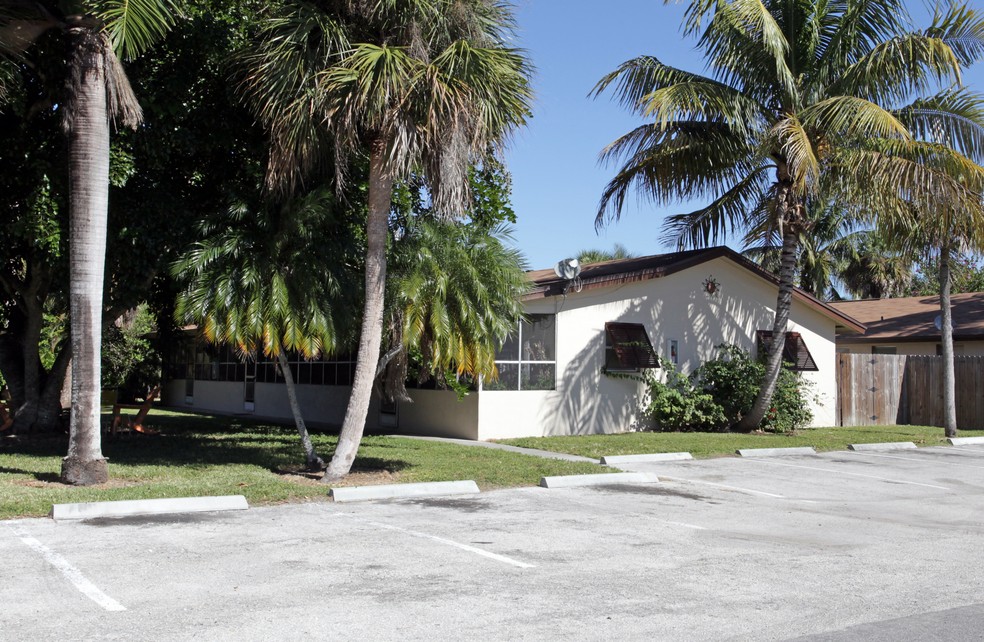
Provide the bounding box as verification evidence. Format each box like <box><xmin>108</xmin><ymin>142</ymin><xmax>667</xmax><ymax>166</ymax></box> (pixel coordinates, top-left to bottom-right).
<box><xmin>691</xmin><ymin>344</ymin><xmax>761</xmax><ymax>425</ymax></box>
<box><xmin>633</xmin><ymin>344</ymin><xmax>814</xmax><ymax>433</ymax></box>
<box><xmin>693</xmin><ymin>344</ymin><xmax>814</xmax><ymax>432</ymax></box>
<box><xmin>641</xmin><ymin>367</ymin><xmax>727</xmax><ymax>432</ymax></box>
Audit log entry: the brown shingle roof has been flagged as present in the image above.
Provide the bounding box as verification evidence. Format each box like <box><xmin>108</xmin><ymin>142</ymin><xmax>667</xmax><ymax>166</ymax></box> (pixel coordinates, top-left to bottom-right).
<box><xmin>830</xmin><ymin>292</ymin><xmax>984</xmax><ymax>342</ymax></box>
<box><xmin>525</xmin><ymin>246</ymin><xmax>865</xmax><ymax>333</ymax></box>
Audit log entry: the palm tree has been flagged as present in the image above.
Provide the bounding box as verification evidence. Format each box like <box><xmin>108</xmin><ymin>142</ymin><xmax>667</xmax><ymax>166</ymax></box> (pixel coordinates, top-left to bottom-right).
<box><xmin>380</xmin><ymin>219</ymin><xmax>528</xmax><ymax>401</ymax></box>
<box><xmin>744</xmin><ymin>209</ymin><xmax>914</xmax><ymax>301</ymax></box>
<box><xmin>576</xmin><ymin>243</ymin><xmax>634</xmax><ymax>265</ymax></box>
<box><xmin>172</xmin><ymin>188</ymin><xmax>359</xmax><ymax>470</ymax></box>
<box><xmin>594</xmin><ymin>0</ymin><xmax>983</xmax><ymax>431</ymax></box>
<box><xmin>837</xmin><ymin>231</ymin><xmax>914</xmax><ymax>300</ymax></box>
<box><xmin>1</xmin><ymin>1</ymin><xmax>177</xmax><ymax>484</ymax></box>
<box><xmin>240</xmin><ymin>0</ymin><xmax>532</xmax><ymax>480</ymax></box>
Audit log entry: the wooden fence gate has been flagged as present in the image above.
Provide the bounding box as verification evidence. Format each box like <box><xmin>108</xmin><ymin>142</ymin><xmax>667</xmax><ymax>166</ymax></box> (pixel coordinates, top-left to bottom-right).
<box><xmin>836</xmin><ymin>353</ymin><xmax>984</xmax><ymax>429</ymax></box>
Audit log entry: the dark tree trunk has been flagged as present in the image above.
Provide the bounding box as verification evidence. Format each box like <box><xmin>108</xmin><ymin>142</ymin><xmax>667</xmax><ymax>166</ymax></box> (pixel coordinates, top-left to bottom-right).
<box><xmin>0</xmin><ymin>331</ymin><xmax>27</xmax><ymax>414</ymax></box>
<box><xmin>324</xmin><ymin>137</ymin><xmax>394</xmax><ymax>482</ymax></box>
<box><xmin>38</xmin><ymin>344</ymin><xmax>71</xmax><ymax>430</ymax></box>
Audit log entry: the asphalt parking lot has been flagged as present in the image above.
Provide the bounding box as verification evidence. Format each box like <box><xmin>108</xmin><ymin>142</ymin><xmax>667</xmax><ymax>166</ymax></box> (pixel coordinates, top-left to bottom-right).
<box><xmin>3</xmin><ymin>445</ymin><xmax>984</xmax><ymax>641</ymax></box>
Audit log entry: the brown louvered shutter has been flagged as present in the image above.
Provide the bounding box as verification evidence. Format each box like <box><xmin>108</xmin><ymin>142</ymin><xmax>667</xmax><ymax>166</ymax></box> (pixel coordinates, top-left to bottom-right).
<box><xmin>756</xmin><ymin>331</ymin><xmax>818</xmax><ymax>372</ymax></box>
<box><xmin>605</xmin><ymin>323</ymin><xmax>660</xmax><ymax>369</ymax></box>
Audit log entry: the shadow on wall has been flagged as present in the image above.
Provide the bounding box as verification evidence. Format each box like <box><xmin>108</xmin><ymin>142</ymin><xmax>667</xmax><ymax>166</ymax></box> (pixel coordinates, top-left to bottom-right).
<box><xmin>548</xmin><ymin>296</ymin><xmax>656</xmax><ymax>437</ymax></box>
<box><xmin>544</xmin><ymin>272</ymin><xmax>779</xmax><ymax>436</ymax></box>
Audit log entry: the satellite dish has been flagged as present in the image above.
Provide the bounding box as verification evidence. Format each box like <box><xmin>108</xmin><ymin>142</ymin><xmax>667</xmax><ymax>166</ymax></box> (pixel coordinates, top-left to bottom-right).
<box><xmin>934</xmin><ymin>315</ymin><xmax>942</xmax><ymax>331</ymax></box>
<box><xmin>554</xmin><ymin>258</ymin><xmax>581</xmax><ymax>280</ymax></box>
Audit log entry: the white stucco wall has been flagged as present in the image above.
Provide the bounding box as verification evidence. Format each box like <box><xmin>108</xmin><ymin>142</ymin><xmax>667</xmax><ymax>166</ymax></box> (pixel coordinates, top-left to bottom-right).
<box><xmin>476</xmin><ymin>256</ymin><xmax>840</xmax><ymax>439</ymax></box>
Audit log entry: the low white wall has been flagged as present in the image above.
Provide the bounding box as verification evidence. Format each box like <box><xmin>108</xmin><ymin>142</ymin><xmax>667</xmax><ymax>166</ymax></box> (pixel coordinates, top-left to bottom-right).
<box><xmin>182</xmin><ymin>380</ymin><xmax>247</xmax><ymax>415</ymax></box>
<box><xmin>400</xmin><ymin>389</ymin><xmax>479</xmax><ymax>439</ymax></box>
<box><xmin>477</xmin><ymin>385</ymin><xmax>642</xmax><ymax>440</ymax></box>
<box><xmin>161</xmin><ymin>379</ymin><xmax>367</xmax><ymax>428</ymax></box>
<box><xmin>253</xmin><ymin>383</ymin><xmax>358</xmax><ymax>427</ymax></box>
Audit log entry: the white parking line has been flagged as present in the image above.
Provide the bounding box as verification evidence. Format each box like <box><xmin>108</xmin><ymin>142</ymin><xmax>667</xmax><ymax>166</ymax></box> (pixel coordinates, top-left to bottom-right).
<box><xmin>741</xmin><ymin>458</ymin><xmax>950</xmax><ymax>490</ymax></box>
<box><xmin>847</xmin><ymin>451</ymin><xmax>984</xmax><ymax>470</ymax></box>
<box><xmin>333</xmin><ymin>514</ymin><xmax>535</xmax><ymax>569</ymax></box>
<box><xmin>5</xmin><ymin>525</ymin><xmax>125</xmax><ymax>612</ymax></box>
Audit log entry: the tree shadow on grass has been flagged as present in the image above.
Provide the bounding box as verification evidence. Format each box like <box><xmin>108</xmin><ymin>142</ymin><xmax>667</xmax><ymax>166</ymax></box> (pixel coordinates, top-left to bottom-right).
<box><xmin>1</xmin><ymin>413</ymin><xmax>412</xmax><ymax>478</ymax></box>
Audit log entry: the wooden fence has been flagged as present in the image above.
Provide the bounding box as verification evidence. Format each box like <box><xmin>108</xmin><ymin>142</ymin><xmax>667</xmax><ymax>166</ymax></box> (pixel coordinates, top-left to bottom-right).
<box><xmin>836</xmin><ymin>353</ymin><xmax>984</xmax><ymax>429</ymax></box>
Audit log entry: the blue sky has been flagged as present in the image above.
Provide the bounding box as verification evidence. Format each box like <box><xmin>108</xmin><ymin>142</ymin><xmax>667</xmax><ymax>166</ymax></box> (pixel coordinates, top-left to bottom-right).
<box><xmin>504</xmin><ymin>1</ymin><xmax>984</xmax><ymax>270</ymax></box>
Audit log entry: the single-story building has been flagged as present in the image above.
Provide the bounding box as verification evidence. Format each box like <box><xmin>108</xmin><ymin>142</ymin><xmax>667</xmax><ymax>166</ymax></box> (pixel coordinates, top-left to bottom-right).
<box><xmin>162</xmin><ymin>246</ymin><xmax>864</xmax><ymax>439</ymax></box>
<box><xmin>830</xmin><ymin>292</ymin><xmax>984</xmax><ymax>355</ymax></box>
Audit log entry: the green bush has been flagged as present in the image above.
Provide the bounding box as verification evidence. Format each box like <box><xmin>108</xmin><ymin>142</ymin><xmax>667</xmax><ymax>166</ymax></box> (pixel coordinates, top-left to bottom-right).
<box><xmin>691</xmin><ymin>344</ymin><xmax>761</xmax><ymax>425</ymax></box>
<box><xmin>636</xmin><ymin>344</ymin><xmax>814</xmax><ymax>433</ymax></box>
<box><xmin>642</xmin><ymin>367</ymin><xmax>727</xmax><ymax>431</ymax></box>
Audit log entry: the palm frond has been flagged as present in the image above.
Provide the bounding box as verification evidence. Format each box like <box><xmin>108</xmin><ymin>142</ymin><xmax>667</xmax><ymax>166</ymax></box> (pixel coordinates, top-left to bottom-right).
<box><xmin>597</xmin><ymin>120</ymin><xmax>763</xmax><ymax>227</ymax></box>
<box><xmin>923</xmin><ymin>2</ymin><xmax>984</xmax><ymax>68</ymax></box>
<box><xmin>95</xmin><ymin>0</ymin><xmax>181</xmax><ymax>60</ymax></box>
<box><xmin>894</xmin><ymin>87</ymin><xmax>984</xmax><ymax>163</ymax></box>
<box><xmin>830</xmin><ymin>32</ymin><xmax>962</xmax><ymax>103</ymax></box>
<box><xmin>659</xmin><ymin>167</ymin><xmax>774</xmax><ymax>249</ymax></box>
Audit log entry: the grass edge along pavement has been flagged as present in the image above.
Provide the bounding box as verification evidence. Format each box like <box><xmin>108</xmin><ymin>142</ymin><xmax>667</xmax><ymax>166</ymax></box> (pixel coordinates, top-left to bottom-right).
<box><xmin>497</xmin><ymin>425</ymin><xmax>984</xmax><ymax>460</ymax></box>
<box><xmin>0</xmin><ymin>409</ymin><xmax>607</xmax><ymax>520</ymax></box>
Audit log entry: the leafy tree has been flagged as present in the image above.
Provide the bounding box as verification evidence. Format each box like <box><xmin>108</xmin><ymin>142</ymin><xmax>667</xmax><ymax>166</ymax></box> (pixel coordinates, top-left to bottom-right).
<box><xmin>240</xmin><ymin>0</ymin><xmax>532</xmax><ymax>480</ymax></box>
<box><xmin>0</xmin><ymin>113</ymin><xmax>71</xmax><ymax>434</ymax></box>
<box><xmin>594</xmin><ymin>0</ymin><xmax>983</xmax><ymax>431</ymax></box>
<box><xmin>173</xmin><ymin>188</ymin><xmax>361</xmax><ymax>470</ymax></box>
<box><xmin>0</xmin><ymin>0</ymin><xmax>268</xmax><ymax>444</ymax></box>
<box><xmin>467</xmin><ymin>153</ymin><xmax>517</xmax><ymax>233</ymax></box>
<box><xmin>102</xmin><ymin>304</ymin><xmax>159</xmax><ymax>398</ymax></box>
<box><xmin>1</xmin><ymin>0</ymin><xmax>180</xmax><ymax>484</ymax></box>
<box><xmin>910</xmin><ymin>252</ymin><xmax>984</xmax><ymax>296</ymax></box>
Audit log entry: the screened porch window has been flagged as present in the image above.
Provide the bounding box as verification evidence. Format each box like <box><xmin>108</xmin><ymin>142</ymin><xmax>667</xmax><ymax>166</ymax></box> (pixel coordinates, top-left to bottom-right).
<box><xmin>756</xmin><ymin>331</ymin><xmax>818</xmax><ymax>371</ymax></box>
<box><xmin>485</xmin><ymin>314</ymin><xmax>556</xmax><ymax>390</ymax></box>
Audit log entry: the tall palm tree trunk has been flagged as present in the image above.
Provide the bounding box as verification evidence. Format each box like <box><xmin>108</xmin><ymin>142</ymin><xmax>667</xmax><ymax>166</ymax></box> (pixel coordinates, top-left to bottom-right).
<box><xmin>277</xmin><ymin>351</ymin><xmax>324</xmax><ymax>470</ymax></box>
<box><xmin>939</xmin><ymin>240</ymin><xmax>957</xmax><ymax>438</ymax></box>
<box><xmin>736</xmin><ymin>228</ymin><xmax>798</xmax><ymax>431</ymax></box>
<box><xmin>324</xmin><ymin>139</ymin><xmax>394</xmax><ymax>481</ymax></box>
<box><xmin>62</xmin><ymin>30</ymin><xmax>109</xmax><ymax>485</ymax></box>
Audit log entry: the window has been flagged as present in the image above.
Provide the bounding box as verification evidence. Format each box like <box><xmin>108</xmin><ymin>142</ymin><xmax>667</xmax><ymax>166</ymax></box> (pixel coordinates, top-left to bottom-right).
<box><xmin>756</xmin><ymin>331</ymin><xmax>818</xmax><ymax>371</ymax></box>
<box><xmin>175</xmin><ymin>345</ymin><xmax>358</xmax><ymax>387</ymax></box>
<box><xmin>872</xmin><ymin>346</ymin><xmax>897</xmax><ymax>355</ymax></box>
<box><xmin>485</xmin><ymin>314</ymin><xmax>556</xmax><ymax>390</ymax></box>
<box><xmin>604</xmin><ymin>323</ymin><xmax>660</xmax><ymax>371</ymax></box>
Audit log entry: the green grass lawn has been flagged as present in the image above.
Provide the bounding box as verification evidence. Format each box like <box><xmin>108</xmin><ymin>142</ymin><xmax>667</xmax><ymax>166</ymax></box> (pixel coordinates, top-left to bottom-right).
<box><xmin>498</xmin><ymin>425</ymin><xmax>984</xmax><ymax>459</ymax></box>
<box><xmin>0</xmin><ymin>409</ymin><xmax>604</xmax><ymax>520</ymax></box>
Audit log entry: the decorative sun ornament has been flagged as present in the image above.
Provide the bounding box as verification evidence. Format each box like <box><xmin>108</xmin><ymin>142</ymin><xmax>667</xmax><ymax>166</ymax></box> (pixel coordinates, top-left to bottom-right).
<box><xmin>702</xmin><ymin>275</ymin><xmax>720</xmax><ymax>297</ymax></box>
